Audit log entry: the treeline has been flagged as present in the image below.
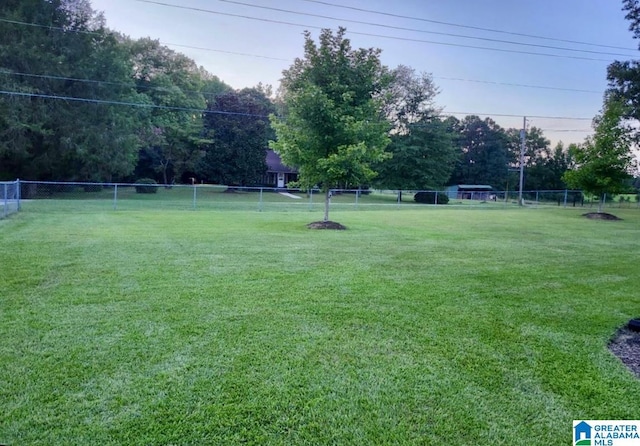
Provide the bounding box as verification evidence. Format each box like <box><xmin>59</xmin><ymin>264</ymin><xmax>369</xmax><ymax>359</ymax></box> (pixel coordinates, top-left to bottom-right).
<box><xmin>1</xmin><ymin>0</ymin><xmax>574</xmax><ymax>190</ymax></box>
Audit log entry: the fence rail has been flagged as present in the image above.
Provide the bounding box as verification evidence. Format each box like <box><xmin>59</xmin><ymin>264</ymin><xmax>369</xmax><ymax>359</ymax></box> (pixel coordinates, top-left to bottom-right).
<box><xmin>4</xmin><ymin>180</ymin><xmax>639</xmax><ymax>214</ymax></box>
<box><xmin>1</xmin><ymin>180</ymin><xmax>20</xmax><ymax>219</ymax></box>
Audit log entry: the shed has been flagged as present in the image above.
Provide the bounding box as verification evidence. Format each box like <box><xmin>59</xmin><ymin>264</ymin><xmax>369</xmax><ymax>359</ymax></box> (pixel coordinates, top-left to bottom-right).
<box><xmin>447</xmin><ymin>184</ymin><xmax>494</xmax><ymax>201</ymax></box>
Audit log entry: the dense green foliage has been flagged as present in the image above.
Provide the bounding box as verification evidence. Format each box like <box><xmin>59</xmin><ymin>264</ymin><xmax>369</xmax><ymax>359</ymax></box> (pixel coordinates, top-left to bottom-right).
<box><xmin>413</xmin><ymin>190</ymin><xmax>449</xmax><ymax>204</ymax></box>
<box><xmin>608</xmin><ymin>0</ymin><xmax>640</xmax><ymax>122</ymax></box>
<box><xmin>270</xmin><ymin>28</ymin><xmax>392</xmax><ymax>221</ymax></box>
<box><xmin>373</xmin><ymin>66</ymin><xmax>457</xmax><ymax>192</ymax></box>
<box><xmin>0</xmin><ymin>0</ymin><xmax>250</xmax><ymax>184</ymax></box>
<box><xmin>200</xmin><ymin>87</ymin><xmax>274</xmax><ymax>185</ymax></box>
<box><xmin>0</xmin><ymin>1</ymin><xmax>596</xmax><ymax>192</ymax></box>
<box><xmin>563</xmin><ymin>100</ymin><xmax>635</xmax><ymax>211</ymax></box>
<box><xmin>134</xmin><ymin>177</ymin><xmax>158</xmax><ymax>194</ymax></box>
<box><xmin>448</xmin><ymin>116</ymin><xmax>510</xmax><ymax>189</ymax></box>
<box><xmin>2</xmin><ymin>206</ymin><xmax>640</xmax><ymax>444</ymax></box>
<box><xmin>0</xmin><ymin>0</ymin><xmax>144</xmax><ymax>181</ymax></box>
<box><xmin>375</xmin><ymin>118</ymin><xmax>457</xmax><ymax>191</ymax></box>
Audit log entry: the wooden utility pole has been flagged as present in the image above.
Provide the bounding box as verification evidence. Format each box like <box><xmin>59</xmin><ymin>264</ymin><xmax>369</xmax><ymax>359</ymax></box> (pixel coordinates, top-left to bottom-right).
<box><xmin>518</xmin><ymin>116</ymin><xmax>526</xmax><ymax>206</ymax></box>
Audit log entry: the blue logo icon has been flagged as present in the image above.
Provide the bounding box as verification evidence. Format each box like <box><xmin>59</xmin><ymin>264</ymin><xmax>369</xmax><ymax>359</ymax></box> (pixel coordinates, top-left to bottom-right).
<box><xmin>574</xmin><ymin>421</ymin><xmax>592</xmax><ymax>445</ymax></box>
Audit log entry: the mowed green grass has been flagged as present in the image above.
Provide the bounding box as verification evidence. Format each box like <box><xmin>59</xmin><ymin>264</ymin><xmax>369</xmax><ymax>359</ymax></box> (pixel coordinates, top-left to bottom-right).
<box><xmin>1</xmin><ymin>207</ymin><xmax>639</xmax><ymax>445</ymax></box>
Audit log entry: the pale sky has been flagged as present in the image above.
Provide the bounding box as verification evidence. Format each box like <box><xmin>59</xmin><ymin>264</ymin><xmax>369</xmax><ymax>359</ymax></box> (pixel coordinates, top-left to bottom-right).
<box><xmin>90</xmin><ymin>0</ymin><xmax>640</xmax><ymax>145</ymax></box>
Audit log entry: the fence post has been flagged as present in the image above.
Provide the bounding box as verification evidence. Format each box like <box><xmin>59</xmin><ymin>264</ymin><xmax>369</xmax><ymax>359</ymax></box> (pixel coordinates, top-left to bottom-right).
<box><xmin>355</xmin><ymin>189</ymin><xmax>359</xmax><ymax>209</ymax></box>
<box><xmin>113</xmin><ymin>184</ymin><xmax>118</xmax><ymax>210</ymax></box>
<box><xmin>435</xmin><ymin>190</ymin><xmax>438</xmax><ymax>205</ymax></box>
<box><xmin>536</xmin><ymin>191</ymin><xmax>539</xmax><ymax>207</ymax></box>
<box><xmin>192</xmin><ymin>185</ymin><xmax>197</xmax><ymax>210</ymax></box>
<box><xmin>309</xmin><ymin>189</ymin><xmax>314</xmax><ymax>211</ymax></box>
<box><xmin>15</xmin><ymin>179</ymin><xmax>20</xmax><ymax>211</ymax></box>
<box><xmin>3</xmin><ymin>183</ymin><xmax>7</xmax><ymax>218</ymax></box>
<box><xmin>259</xmin><ymin>188</ymin><xmax>263</xmax><ymax>212</ymax></box>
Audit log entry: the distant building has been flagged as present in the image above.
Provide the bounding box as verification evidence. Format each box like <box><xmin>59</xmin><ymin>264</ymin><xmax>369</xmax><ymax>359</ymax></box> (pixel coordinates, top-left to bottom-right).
<box><xmin>446</xmin><ymin>185</ymin><xmax>494</xmax><ymax>201</ymax></box>
<box><xmin>264</xmin><ymin>149</ymin><xmax>298</xmax><ymax>188</ymax></box>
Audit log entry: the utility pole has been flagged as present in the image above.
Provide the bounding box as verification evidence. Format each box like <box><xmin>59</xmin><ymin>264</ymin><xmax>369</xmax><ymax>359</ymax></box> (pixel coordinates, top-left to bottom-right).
<box><xmin>518</xmin><ymin>116</ymin><xmax>526</xmax><ymax>206</ymax></box>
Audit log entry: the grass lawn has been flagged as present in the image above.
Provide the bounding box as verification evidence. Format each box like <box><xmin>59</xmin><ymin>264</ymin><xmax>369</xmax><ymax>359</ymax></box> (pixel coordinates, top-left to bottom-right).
<box><xmin>1</xmin><ymin>206</ymin><xmax>639</xmax><ymax>445</ymax></box>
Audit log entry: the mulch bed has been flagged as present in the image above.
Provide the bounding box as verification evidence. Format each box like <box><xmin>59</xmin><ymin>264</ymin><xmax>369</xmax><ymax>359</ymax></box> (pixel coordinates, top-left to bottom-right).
<box><xmin>582</xmin><ymin>212</ymin><xmax>622</xmax><ymax>221</ymax></box>
<box><xmin>609</xmin><ymin>323</ymin><xmax>640</xmax><ymax>378</ymax></box>
<box><xmin>307</xmin><ymin>221</ymin><xmax>347</xmax><ymax>230</ymax></box>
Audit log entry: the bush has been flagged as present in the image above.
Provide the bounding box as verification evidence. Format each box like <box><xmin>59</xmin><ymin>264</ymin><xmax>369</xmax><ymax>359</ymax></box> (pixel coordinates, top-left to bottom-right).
<box><xmin>135</xmin><ymin>178</ymin><xmax>158</xmax><ymax>194</ymax></box>
<box><xmin>414</xmin><ymin>191</ymin><xmax>449</xmax><ymax>204</ymax></box>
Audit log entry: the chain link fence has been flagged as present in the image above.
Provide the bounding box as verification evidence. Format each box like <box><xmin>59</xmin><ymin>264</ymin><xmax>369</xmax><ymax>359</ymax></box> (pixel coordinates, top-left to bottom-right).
<box><xmin>1</xmin><ymin>180</ymin><xmax>20</xmax><ymax>219</ymax></box>
<box><xmin>7</xmin><ymin>180</ymin><xmax>640</xmax><ymax>214</ymax></box>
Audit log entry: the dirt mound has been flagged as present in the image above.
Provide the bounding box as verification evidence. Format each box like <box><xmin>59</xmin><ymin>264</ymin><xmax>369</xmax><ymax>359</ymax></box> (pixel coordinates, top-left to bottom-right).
<box><xmin>609</xmin><ymin>321</ymin><xmax>640</xmax><ymax>378</ymax></box>
<box><xmin>307</xmin><ymin>221</ymin><xmax>347</xmax><ymax>230</ymax></box>
<box><xmin>582</xmin><ymin>212</ymin><xmax>622</xmax><ymax>221</ymax></box>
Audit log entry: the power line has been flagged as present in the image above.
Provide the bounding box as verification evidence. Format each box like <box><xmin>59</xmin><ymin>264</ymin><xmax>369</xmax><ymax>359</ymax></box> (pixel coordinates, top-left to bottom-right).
<box><xmin>442</xmin><ymin>111</ymin><xmax>592</xmax><ymax>120</ymax></box>
<box><xmin>432</xmin><ymin>76</ymin><xmax>602</xmax><ymax>94</ymax></box>
<box><xmin>0</xmin><ymin>69</ymin><xmax>227</xmax><ymax>99</ymax></box>
<box><xmin>149</xmin><ymin>44</ymin><xmax>606</xmax><ymax>95</ymax></box>
<box><xmin>295</xmin><ymin>0</ymin><xmax>637</xmax><ymax>52</ymax></box>
<box><xmin>164</xmin><ymin>43</ymin><xmax>290</xmax><ymax>61</ymax></box>
<box><xmin>540</xmin><ymin>129</ymin><xmax>592</xmax><ymax>133</ymax></box>
<box><xmin>162</xmin><ymin>42</ymin><xmax>605</xmax><ymax>93</ymax></box>
<box><xmin>132</xmin><ymin>1</ymin><xmax>617</xmax><ymax>62</ymax></box>
<box><xmin>0</xmin><ymin>10</ymin><xmax>621</xmax><ymax>64</ymax></box>
<box><xmin>0</xmin><ymin>68</ymin><xmax>604</xmax><ymax>104</ymax></box>
<box><xmin>0</xmin><ymin>70</ymin><xmax>134</xmax><ymax>89</ymax></box>
<box><xmin>0</xmin><ymin>89</ymin><xmax>594</xmax><ymax>121</ymax></box>
<box><xmin>0</xmin><ymin>17</ymin><xmax>102</xmax><ymax>36</ymax></box>
<box><xmin>209</xmin><ymin>0</ymin><xmax>636</xmax><ymax>58</ymax></box>
<box><xmin>0</xmin><ymin>90</ymin><xmax>271</xmax><ymax>117</ymax></box>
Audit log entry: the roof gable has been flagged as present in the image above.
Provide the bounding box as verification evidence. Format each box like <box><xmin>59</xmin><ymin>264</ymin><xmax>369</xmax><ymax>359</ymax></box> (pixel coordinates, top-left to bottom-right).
<box><xmin>266</xmin><ymin>149</ymin><xmax>297</xmax><ymax>173</ymax></box>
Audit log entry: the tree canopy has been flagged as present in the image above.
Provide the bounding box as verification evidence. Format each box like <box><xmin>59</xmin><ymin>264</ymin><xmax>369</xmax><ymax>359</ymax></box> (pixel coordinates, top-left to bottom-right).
<box><xmin>270</xmin><ymin>28</ymin><xmax>392</xmax><ymax>222</ymax></box>
<box><xmin>448</xmin><ymin>116</ymin><xmax>510</xmax><ymax>189</ymax></box>
<box><xmin>200</xmin><ymin>87</ymin><xmax>274</xmax><ymax>186</ymax></box>
<box><xmin>374</xmin><ymin>118</ymin><xmax>456</xmax><ymax>195</ymax></box>
<box><xmin>0</xmin><ymin>2</ymin><xmax>579</xmax><ymax>195</ymax></box>
<box><xmin>563</xmin><ymin>99</ymin><xmax>635</xmax><ymax>212</ymax></box>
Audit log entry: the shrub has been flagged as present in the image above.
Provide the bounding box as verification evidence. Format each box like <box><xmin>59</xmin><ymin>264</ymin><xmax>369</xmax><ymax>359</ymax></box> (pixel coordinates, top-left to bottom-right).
<box><xmin>135</xmin><ymin>178</ymin><xmax>158</xmax><ymax>194</ymax></box>
<box><xmin>414</xmin><ymin>191</ymin><xmax>449</xmax><ymax>204</ymax></box>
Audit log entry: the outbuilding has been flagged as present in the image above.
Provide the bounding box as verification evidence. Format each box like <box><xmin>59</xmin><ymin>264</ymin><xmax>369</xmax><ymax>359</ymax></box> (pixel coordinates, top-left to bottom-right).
<box><xmin>446</xmin><ymin>184</ymin><xmax>494</xmax><ymax>201</ymax></box>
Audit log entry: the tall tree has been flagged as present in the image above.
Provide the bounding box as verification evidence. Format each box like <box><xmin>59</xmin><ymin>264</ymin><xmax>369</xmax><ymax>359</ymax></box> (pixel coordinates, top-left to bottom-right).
<box><xmin>129</xmin><ymin>38</ymin><xmax>208</xmax><ymax>184</ymax></box>
<box><xmin>270</xmin><ymin>28</ymin><xmax>391</xmax><ymax>223</ymax></box>
<box><xmin>0</xmin><ymin>0</ymin><xmax>144</xmax><ymax>181</ymax></box>
<box><xmin>525</xmin><ymin>142</ymin><xmax>573</xmax><ymax>191</ymax></box>
<box><xmin>448</xmin><ymin>116</ymin><xmax>509</xmax><ymax>189</ymax></box>
<box><xmin>380</xmin><ymin>65</ymin><xmax>438</xmax><ymax>134</ymax></box>
<box><xmin>563</xmin><ymin>99</ymin><xmax>635</xmax><ymax>212</ymax></box>
<box><xmin>199</xmin><ymin>87</ymin><xmax>274</xmax><ymax>185</ymax></box>
<box><xmin>607</xmin><ymin>1</ymin><xmax>640</xmax><ymax>125</ymax></box>
<box><xmin>373</xmin><ymin>65</ymin><xmax>451</xmax><ymax>198</ymax></box>
<box><xmin>504</xmin><ymin>126</ymin><xmax>574</xmax><ymax>191</ymax></box>
<box><xmin>374</xmin><ymin>118</ymin><xmax>456</xmax><ymax>197</ymax></box>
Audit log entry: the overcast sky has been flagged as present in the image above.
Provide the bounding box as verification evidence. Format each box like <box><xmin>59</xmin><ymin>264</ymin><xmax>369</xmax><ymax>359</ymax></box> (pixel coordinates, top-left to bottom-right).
<box><xmin>90</xmin><ymin>0</ymin><xmax>639</xmax><ymax>145</ymax></box>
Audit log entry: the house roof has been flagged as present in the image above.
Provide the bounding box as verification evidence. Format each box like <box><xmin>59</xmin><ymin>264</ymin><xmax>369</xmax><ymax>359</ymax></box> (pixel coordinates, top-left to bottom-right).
<box><xmin>457</xmin><ymin>185</ymin><xmax>493</xmax><ymax>191</ymax></box>
<box><xmin>266</xmin><ymin>149</ymin><xmax>297</xmax><ymax>173</ymax></box>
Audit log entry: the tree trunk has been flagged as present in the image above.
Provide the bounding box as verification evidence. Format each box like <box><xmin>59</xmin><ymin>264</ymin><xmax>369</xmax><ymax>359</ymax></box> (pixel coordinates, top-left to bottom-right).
<box><xmin>324</xmin><ymin>189</ymin><xmax>330</xmax><ymax>222</ymax></box>
<box><xmin>598</xmin><ymin>194</ymin><xmax>605</xmax><ymax>213</ymax></box>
